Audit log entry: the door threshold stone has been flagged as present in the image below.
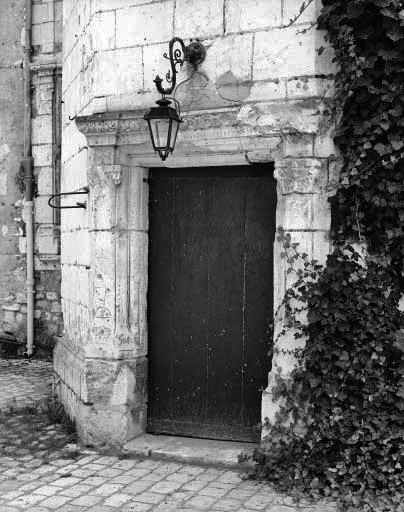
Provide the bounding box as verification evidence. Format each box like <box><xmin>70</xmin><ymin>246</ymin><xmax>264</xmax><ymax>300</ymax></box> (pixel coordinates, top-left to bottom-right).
<box><xmin>122</xmin><ymin>434</ymin><xmax>257</xmax><ymax>469</ymax></box>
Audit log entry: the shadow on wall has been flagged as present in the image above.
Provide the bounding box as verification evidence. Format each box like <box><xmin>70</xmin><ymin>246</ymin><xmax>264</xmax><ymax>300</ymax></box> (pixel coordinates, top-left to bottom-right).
<box><xmin>175</xmin><ymin>69</ymin><xmax>252</xmax><ymax>111</ymax></box>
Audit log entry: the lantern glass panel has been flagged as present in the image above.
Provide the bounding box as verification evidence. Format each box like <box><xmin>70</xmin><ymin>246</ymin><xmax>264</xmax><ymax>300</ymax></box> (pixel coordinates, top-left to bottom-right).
<box><xmin>150</xmin><ymin>118</ymin><xmax>171</xmax><ymax>149</ymax></box>
<box><xmin>169</xmin><ymin>119</ymin><xmax>180</xmax><ymax>149</ymax></box>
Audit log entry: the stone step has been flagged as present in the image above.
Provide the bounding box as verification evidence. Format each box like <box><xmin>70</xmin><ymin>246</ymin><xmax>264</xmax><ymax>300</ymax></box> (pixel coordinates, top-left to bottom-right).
<box><xmin>122</xmin><ymin>434</ymin><xmax>257</xmax><ymax>470</ymax></box>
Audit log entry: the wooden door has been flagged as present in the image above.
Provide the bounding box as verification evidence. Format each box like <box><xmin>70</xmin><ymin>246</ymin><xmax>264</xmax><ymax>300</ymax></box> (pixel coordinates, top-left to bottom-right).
<box><xmin>147</xmin><ymin>165</ymin><xmax>276</xmax><ymax>442</ymax></box>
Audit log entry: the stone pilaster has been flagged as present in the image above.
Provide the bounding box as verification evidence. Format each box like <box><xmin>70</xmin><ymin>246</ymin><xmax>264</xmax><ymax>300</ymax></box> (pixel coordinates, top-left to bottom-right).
<box><xmin>56</xmin><ymin>146</ymin><xmax>149</xmax><ymax>447</ymax></box>
<box><xmin>261</xmin><ymin>157</ymin><xmax>334</xmax><ymax>433</ymax></box>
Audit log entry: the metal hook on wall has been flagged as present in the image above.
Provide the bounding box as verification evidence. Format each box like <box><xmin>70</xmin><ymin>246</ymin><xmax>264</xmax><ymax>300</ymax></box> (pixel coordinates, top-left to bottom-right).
<box><xmin>48</xmin><ymin>187</ymin><xmax>89</xmax><ymax>210</ymax></box>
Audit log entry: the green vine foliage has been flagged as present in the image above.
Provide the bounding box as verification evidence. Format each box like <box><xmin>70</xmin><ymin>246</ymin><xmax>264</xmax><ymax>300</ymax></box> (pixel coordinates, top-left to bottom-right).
<box><xmin>252</xmin><ymin>232</ymin><xmax>404</xmax><ymax>510</ymax></box>
<box><xmin>319</xmin><ymin>0</ymin><xmax>404</xmax><ymax>281</ymax></box>
<box><xmin>250</xmin><ymin>1</ymin><xmax>404</xmax><ymax>510</ymax></box>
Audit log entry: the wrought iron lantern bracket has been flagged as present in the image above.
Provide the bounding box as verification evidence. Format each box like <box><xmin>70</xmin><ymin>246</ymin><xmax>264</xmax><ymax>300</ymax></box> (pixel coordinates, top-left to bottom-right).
<box><xmin>145</xmin><ymin>36</ymin><xmax>206</xmax><ymax>161</ymax></box>
<box><xmin>153</xmin><ymin>37</ymin><xmax>206</xmax><ymax>96</ymax></box>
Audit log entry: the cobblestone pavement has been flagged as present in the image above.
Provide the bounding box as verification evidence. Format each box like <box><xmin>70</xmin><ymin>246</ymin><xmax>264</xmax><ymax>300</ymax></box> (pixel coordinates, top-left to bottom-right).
<box><xmin>0</xmin><ymin>409</ymin><xmax>76</xmax><ymax>459</ymax></box>
<box><xmin>0</xmin><ymin>359</ymin><xmax>53</xmax><ymax>411</ymax></box>
<box><xmin>0</xmin><ymin>451</ymin><xmax>336</xmax><ymax>512</ymax></box>
<box><xmin>0</xmin><ymin>359</ymin><xmax>336</xmax><ymax>511</ymax></box>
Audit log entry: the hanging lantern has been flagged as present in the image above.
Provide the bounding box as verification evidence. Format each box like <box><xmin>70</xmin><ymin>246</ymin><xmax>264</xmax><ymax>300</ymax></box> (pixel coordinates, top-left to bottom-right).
<box><xmin>143</xmin><ymin>98</ymin><xmax>182</xmax><ymax>161</ymax></box>
<box><xmin>144</xmin><ymin>37</ymin><xmax>206</xmax><ymax>161</ymax></box>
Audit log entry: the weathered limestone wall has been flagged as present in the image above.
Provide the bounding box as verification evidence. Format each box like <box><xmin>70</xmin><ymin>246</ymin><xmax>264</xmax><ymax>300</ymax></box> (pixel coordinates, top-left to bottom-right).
<box><xmin>57</xmin><ymin>0</ymin><xmax>337</xmax><ymax>446</ymax></box>
<box><xmin>0</xmin><ymin>0</ymin><xmax>28</xmax><ymax>335</ymax></box>
<box><xmin>0</xmin><ymin>0</ymin><xmax>64</xmax><ymax>347</ymax></box>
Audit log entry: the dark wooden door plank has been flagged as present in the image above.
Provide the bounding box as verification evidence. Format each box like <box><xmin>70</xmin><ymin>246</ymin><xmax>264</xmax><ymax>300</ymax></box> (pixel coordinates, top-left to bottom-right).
<box><xmin>147</xmin><ymin>165</ymin><xmax>276</xmax><ymax>441</ymax></box>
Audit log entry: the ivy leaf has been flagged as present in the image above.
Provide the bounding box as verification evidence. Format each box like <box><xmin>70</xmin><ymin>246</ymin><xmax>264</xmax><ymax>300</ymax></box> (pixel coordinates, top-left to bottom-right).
<box><xmin>391</xmin><ymin>139</ymin><xmax>403</xmax><ymax>151</ymax></box>
<box><xmin>386</xmin><ymin>27</ymin><xmax>403</xmax><ymax>41</ymax></box>
<box><xmin>374</xmin><ymin>143</ymin><xmax>388</xmax><ymax>155</ymax></box>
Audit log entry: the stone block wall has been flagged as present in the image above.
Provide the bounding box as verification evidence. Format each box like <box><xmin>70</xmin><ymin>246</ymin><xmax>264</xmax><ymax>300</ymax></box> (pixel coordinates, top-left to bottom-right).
<box><xmin>62</xmin><ymin>0</ymin><xmax>332</xmax><ymax>119</ymax></box>
<box><xmin>0</xmin><ymin>0</ymin><xmax>28</xmax><ymax>336</ymax></box>
<box><xmin>0</xmin><ymin>0</ymin><xmax>64</xmax><ymax>348</ymax></box>
<box><xmin>57</xmin><ymin>0</ymin><xmax>338</xmax><ymax>446</ymax></box>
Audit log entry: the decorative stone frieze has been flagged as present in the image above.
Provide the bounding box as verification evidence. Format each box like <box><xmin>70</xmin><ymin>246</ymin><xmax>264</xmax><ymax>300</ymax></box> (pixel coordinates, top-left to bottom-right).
<box><xmin>75</xmin><ymin>108</ymin><xmax>284</xmax><ymax>167</ymax></box>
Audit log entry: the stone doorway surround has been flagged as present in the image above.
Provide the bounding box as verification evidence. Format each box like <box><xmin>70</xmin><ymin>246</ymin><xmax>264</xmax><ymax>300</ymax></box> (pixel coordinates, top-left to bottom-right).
<box><xmin>54</xmin><ymin>106</ymin><xmax>335</xmax><ymax>447</ymax></box>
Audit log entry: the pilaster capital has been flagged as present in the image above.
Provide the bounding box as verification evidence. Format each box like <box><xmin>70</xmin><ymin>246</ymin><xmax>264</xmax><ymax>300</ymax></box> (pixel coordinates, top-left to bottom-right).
<box><xmin>274</xmin><ymin>158</ymin><xmax>329</xmax><ymax>194</ymax></box>
<box><xmin>94</xmin><ymin>165</ymin><xmax>123</xmax><ymax>187</ymax></box>
<box><xmin>31</xmin><ymin>61</ymin><xmax>62</xmax><ymax>83</ymax></box>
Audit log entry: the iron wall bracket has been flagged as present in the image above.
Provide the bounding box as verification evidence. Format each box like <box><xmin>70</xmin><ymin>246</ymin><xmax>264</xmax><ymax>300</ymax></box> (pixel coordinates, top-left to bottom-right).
<box><xmin>48</xmin><ymin>187</ymin><xmax>89</xmax><ymax>210</ymax></box>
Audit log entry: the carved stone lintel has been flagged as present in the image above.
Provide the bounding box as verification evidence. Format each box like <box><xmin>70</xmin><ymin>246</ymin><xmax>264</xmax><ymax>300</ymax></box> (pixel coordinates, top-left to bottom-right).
<box><xmin>75</xmin><ymin>109</ymin><xmax>283</xmax><ymax>162</ymax></box>
<box><xmin>96</xmin><ymin>165</ymin><xmax>123</xmax><ymax>186</ymax></box>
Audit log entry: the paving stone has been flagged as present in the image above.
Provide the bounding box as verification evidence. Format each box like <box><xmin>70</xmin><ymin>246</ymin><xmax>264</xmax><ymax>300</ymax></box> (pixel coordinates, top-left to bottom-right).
<box><xmin>69</xmin><ymin>468</ymin><xmax>97</xmax><ymax>478</ymax></box>
<box><xmin>20</xmin><ymin>508</ymin><xmax>50</xmax><ymax>512</ymax></box>
<box><xmin>109</xmin><ymin>475</ymin><xmax>140</xmax><ymax>485</ymax></box>
<box><xmin>57</xmin><ymin>506</ymin><xmax>87</xmax><ymax>512</ymax></box>
<box><xmin>140</xmin><ymin>471</ymin><xmax>165</xmax><ymax>482</ymax></box>
<box><xmin>83</xmin><ymin>463</ymin><xmax>107</xmax><ymax>471</ymax></box>
<box><xmin>121</xmin><ymin>502</ymin><xmax>153</xmax><ymax>511</ymax></box>
<box><xmin>166</xmin><ymin>472</ymin><xmax>195</xmax><ymax>483</ymax></box>
<box><xmin>59</xmin><ymin>484</ymin><xmax>93</xmax><ymax>497</ymax></box>
<box><xmin>0</xmin><ymin>480</ymin><xmax>21</xmax><ymax>492</ymax></box>
<box><xmin>182</xmin><ymin>479</ymin><xmax>209</xmax><ymax>491</ymax></box>
<box><xmin>217</xmin><ymin>470</ymin><xmax>244</xmax><ymax>483</ymax></box>
<box><xmin>135</xmin><ymin>491</ymin><xmax>166</xmax><ymax>504</ymax></box>
<box><xmin>214</xmin><ymin>498</ymin><xmax>245</xmax><ymax>511</ymax></box>
<box><xmin>227</xmin><ymin>488</ymin><xmax>256</xmax><ymax>499</ymax></box>
<box><xmin>87</xmin><ymin>507</ymin><xmax>116</xmax><ymax>512</ymax></box>
<box><xmin>136</xmin><ymin>459</ymin><xmax>163</xmax><ymax>469</ymax></box>
<box><xmin>40</xmin><ymin>495</ymin><xmax>73</xmax><ymax>508</ymax></box>
<box><xmin>112</xmin><ymin>459</ymin><xmax>137</xmax><ymax>470</ymax></box>
<box><xmin>92</xmin><ymin>483</ymin><xmax>125</xmax><ymax>496</ymax></box>
<box><xmin>8</xmin><ymin>494</ymin><xmax>47</xmax><ymax>507</ymax></box>
<box><xmin>148</xmin><ymin>480</ymin><xmax>183</xmax><ymax>493</ymax></box>
<box><xmin>185</xmin><ymin>494</ymin><xmax>219</xmax><ymax>509</ymax></box>
<box><xmin>33</xmin><ymin>485</ymin><xmax>61</xmax><ymax>496</ymax></box>
<box><xmin>52</xmin><ymin>476</ymin><xmax>82</xmax><ymax>487</ymax></box>
<box><xmin>103</xmin><ymin>492</ymin><xmax>132</xmax><ymax>507</ymax></box>
<box><xmin>123</xmin><ymin>480</ymin><xmax>154</xmax><ymax>494</ymax></box>
<box><xmin>1</xmin><ymin>491</ymin><xmax>24</xmax><ymax>500</ymax></box>
<box><xmin>96</xmin><ymin>467</ymin><xmax>123</xmax><ymax>477</ymax></box>
<box><xmin>199</xmin><ymin>485</ymin><xmax>230</xmax><ymax>498</ymax></box>
<box><xmin>81</xmin><ymin>476</ymin><xmax>109</xmax><ymax>486</ymax></box>
<box><xmin>125</xmin><ymin>468</ymin><xmax>153</xmax><ymax>478</ymax></box>
<box><xmin>208</xmin><ymin>481</ymin><xmax>236</xmax><ymax>491</ymax></box>
<box><xmin>177</xmin><ymin>465</ymin><xmax>206</xmax><ymax>475</ymax></box>
<box><xmin>70</xmin><ymin>494</ymin><xmax>103</xmax><ymax>506</ymax></box>
<box><xmin>94</xmin><ymin>456</ymin><xmax>120</xmax><ymax>465</ymax></box>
